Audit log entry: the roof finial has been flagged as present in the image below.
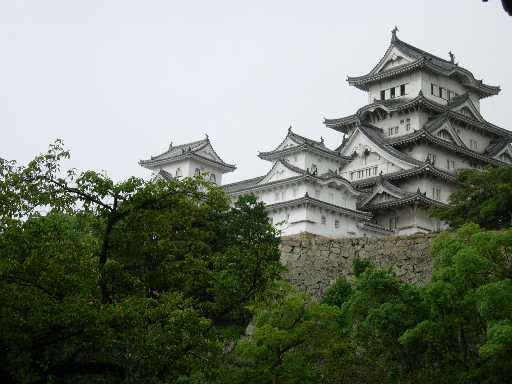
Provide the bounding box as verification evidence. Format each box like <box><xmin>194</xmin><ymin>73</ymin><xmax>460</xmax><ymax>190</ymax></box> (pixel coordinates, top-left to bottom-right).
<box><xmin>417</xmin><ymin>187</ymin><xmax>421</xmax><ymax>194</ymax></box>
<box><xmin>205</xmin><ymin>133</ymin><xmax>209</xmax><ymax>141</ymax></box>
<box><xmin>391</xmin><ymin>26</ymin><xmax>399</xmax><ymax>43</ymax></box>
<box><xmin>426</xmin><ymin>156</ymin><xmax>431</xmax><ymax>164</ymax></box>
<box><xmin>288</xmin><ymin>125</ymin><xmax>292</xmax><ymax>132</ymax></box>
<box><xmin>448</xmin><ymin>51</ymin><xmax>455</xmax><ymax>63</ymax></box>
<box><xmin>418</xmin><ymin>90</ymin><xmax>424</xmax><ymax>97</ymax></box>
<box><xmin>320</xmin><ymin>136</ymin><xmax>324</xmax><ymax>144</ymax></box>
<box><xmin>379</xmin><ymin>170</ymin><xmax>384</xmax><ymax>180</ymax></box>
<box><xmin>169</xmin><ymin>142</ymin><xmax>173</xmax><ymax>149</ymax></box>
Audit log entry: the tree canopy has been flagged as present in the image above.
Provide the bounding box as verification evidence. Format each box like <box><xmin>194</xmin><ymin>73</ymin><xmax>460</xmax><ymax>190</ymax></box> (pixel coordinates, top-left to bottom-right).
<box><xmin>0</xmin><ymin>141</ymin><xmax>284</xmax><ymax>383</ymax></box>
<box><xmin>430</xmin><ymin>165</ymin><xmax>512</xmax><ymax>230</ymax></box>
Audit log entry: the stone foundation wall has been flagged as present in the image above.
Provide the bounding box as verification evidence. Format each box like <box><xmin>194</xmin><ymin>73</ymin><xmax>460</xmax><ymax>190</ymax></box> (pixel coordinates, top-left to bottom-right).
<box><xmin>280</xmin><ymin>233</ymin><xmax>438</xmax><ymax>300</ymax></box>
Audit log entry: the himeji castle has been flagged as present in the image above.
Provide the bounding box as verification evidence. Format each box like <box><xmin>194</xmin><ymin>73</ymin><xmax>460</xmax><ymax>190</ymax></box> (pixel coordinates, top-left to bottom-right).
<box><xmin>141</xmin><ymin>29</ymin><xmax>512</xmax><ymax>238</ymax></box>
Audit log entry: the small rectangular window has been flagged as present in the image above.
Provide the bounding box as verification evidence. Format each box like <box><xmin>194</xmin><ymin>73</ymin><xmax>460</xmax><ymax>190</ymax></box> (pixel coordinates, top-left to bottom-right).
<box><xmin>350</xmin><ymin>172</ymin><xmax>354</xmax><ymax>180</ymax></box>
<box><xmin>406</xmin><ymin>123</ymin><xmax>411</xmax><ymax>131</ymax></box>
<box><xmin>315</xmin><ymin>190</ymin><xmax>320</xmax><ymax>198</ymax></box>
<box><xmin>388</xmin><ymin>128</ymin><xmax>393</xmax><ymax>136</ymax></box>
<box><xmin>447</xmin><ymin>159</ymin><xmax>450</xmax><ymax>170</ymax></box>
<box><xmin>400</xmin><ymin>119</ymin><xmax>405</xmax><ymax>124</ymax></box>
<box><xmin>406</xmin><ymin>118</ymin><xmax>410</xmax><ymax>122</ymax></box>
<box><xmin>373</xmin><ymin>167</ymin><xmax>378</xmax><ymax>175</ymax></box>
<box><xmin>400</xmin><ymin>84</ymin><xmax>405</xmax><ymax>96</ymax></box>
<box><xmin>394</xmin><ymin>126</ymin><xmax>399</xmax><ymax>134</ymax></box>
<box><xmin>335</xmin><ymin>220</ymin><xmax>339</xmax><ymax>229</ymax></box>
<box><xmin>321</xmin><ymin>216</ymin><xmax>326</xmax><ymax>225</ymax></box>
<box><xmin>275</xmin><ymin>193</ymin><xmax>279</xmax><ymax>201</ymax></box>
<box><xmin>390</xmin><ymin>87</ymin><xmax>396</xmax><ymax>98</ymax></box>
<box><xmin>293</xmin><ymin>188</ymin><xmax>298</xmax><ymax>197</ymax></box>
<box><xmin>381</xmin><ymin>90</ymin><xmax>385</xmax><ymax>100</ymax></box>
<box><xmin>281</xmin><ymin>191</ymin><xmax>286</xmax><ymax>200</ymax></box>
<box><xmin>436</xmin><ymin>189</ymin><xmax>441</xmax><ymax>200</ymax></box>
<box><xmin>431</xmin><ymin>84</ymin><xmax>438</xmax><ymax>96</ymax></box>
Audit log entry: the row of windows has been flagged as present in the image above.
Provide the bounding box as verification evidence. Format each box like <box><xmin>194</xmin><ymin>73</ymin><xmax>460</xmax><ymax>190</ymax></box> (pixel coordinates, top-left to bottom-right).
<box><xmin>274</xmin><ymin>188</ymin><xmax>299</xmax><ymax>201</ymax></box>
<box><xmin>350</xmin><ymin>166</ymin><xmax>378</xmax><ymax>180</ymax></box>
<box><xmin>431</xmin><ymin>84</ymin><xmax>459</xmax><ymax>102</ymax></box>
<box><xmin>381</xmin><ymin>84</ymin><xmax>407</xmax><ymax>100</ymax></box>
<box><xmin>320</xmin><ymin>215</ymin><xmax>340</xmax><ymax>229</ymax></box>
<box><xmin>388</xmin><ymin>118</ymin><xmax>411</xmax><ymax>136</ymax></box>
<box><xmin>176</xmin><ymin>168</ymin><xmax>216</xmax><ymax>183</ymax></box>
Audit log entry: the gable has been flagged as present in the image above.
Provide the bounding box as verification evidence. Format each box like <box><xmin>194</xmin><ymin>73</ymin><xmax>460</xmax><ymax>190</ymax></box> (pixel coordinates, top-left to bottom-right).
<box><xmin>494</xmin><ymin>144</ymin><xmax>512</xmax><ymax>164</ymax></box>
<box><xmin>358</xmin><ymin>183</ymin><xmax>403</xmax><ymax>208</ymax></box>
<box><xmin>450</xmin><ymin>99</ymin><xmax>484</xmax><ymax>122</ymax></box>
<box><xmin>257</xmin><ymin>161</ymin><xmax>302</xmax><ymax>185</ymax></box>
<box><xmin>276</xmin><ymin>136</ymin><xmax>300</xmax><ymax>151</ymax></box>
<box><xmin>431</xmin><ymin>121</ymin><xmax>464</xmax><ymax>146</ymax></box>
<box><xmin>338</xmin><ymin>129</ymin><xmax>412</xmax><ymax>176</ymax></box>
<box><xmin>374</xmin><ymin>46</ymin><xmax>414</xmax><ymax>74</ymax></box>
<box><xmin>197</xmin><ymin>144</ymin><xmax>221</xmax><ymax>161</ymax></box>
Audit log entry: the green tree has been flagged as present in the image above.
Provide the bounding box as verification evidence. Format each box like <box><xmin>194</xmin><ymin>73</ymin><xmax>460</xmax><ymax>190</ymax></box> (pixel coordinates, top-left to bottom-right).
<box><xmin>0</xmin><ymin>141</ymin><xmax>284</xmax><ymax>383</ymax></box>
<box><xmin>430</xmin><ymin>165</ymin><xmax>512</xmax><ymax>230</ymax></box>
<box><xmin>235</xmin><ymin>283</ymin><xmax>341</xmax><ymax>384</ymax></box>
<box><xmin>399</xmin><ymin>224</ymin><xmax>512</xmax><ymax>383</ymax></box>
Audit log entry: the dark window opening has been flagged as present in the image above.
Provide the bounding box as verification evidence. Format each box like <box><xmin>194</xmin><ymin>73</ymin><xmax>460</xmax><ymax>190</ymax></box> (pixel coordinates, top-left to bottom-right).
<box><xmin>381</xmin><ymin>90</ymin><xmax>385</xmax><ymax>100</ymax></box>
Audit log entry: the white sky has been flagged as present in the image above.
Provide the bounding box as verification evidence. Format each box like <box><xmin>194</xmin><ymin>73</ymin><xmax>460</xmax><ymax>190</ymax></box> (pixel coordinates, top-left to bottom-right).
<box><xmin>1</xmin><ymin>1</ymin><xmax>511</xmax><ymax>184</ymax></box>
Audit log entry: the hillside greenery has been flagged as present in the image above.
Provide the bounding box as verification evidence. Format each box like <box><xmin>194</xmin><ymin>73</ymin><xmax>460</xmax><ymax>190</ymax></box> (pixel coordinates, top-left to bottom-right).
<box><xmin>2</xmin><ymin>143</ymin><xmax>512</xmax><ymax>383</ymax></box>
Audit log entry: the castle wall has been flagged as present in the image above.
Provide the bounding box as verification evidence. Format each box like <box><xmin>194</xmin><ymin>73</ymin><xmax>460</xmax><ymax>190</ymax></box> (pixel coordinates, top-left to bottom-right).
<box><xmin>280</xmin><ymin>233</ymin><xmax>437</xmax><ymax>300</ymax></box>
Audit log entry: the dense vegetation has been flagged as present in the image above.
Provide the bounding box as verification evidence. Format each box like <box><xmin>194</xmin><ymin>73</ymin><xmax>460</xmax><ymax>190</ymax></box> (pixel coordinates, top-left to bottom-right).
<box><xmin>430</xmin><ymin>165</ymin><xmax>512</xmax><ymax>230</ymax></box>
<box><xmin>1</xmin><ymin>144</ymin><xmax>512</xmax><ymax>383</ymax></box>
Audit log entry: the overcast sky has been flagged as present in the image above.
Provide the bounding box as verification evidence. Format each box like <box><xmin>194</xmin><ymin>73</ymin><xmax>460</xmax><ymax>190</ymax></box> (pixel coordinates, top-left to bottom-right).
<box><xmin>1</xmin><ymin>1</ymin><xmax>511</xmax><ymax>185</ymax></box>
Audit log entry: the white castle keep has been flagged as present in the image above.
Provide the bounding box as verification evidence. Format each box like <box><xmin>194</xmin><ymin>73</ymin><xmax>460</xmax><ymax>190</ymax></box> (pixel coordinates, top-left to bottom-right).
<box><xmin>140</xmin><ymin>30</ymin><xmax>512</xmax><ymax>238</ymax></box>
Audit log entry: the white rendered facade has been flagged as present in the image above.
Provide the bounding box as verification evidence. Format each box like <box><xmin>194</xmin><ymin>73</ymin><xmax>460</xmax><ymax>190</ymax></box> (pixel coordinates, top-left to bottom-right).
<box><xmin>139</xmin><ymin>136</ymin><xmax>236</xmax><ymax>184</ymax></box>
<box><xmin>324</xmin><ymin>30</ymin><xmax>511</xmax><ymax>235</ymax></box>
<box><xmin>141</xmin><ymin>31</ymin><xmax>511</xmax><ymax>238</ymax></box>
<box><xmin>223</xmin><ymin>129</ymin><xmax>392</xmax><ymax>237</ymax></box>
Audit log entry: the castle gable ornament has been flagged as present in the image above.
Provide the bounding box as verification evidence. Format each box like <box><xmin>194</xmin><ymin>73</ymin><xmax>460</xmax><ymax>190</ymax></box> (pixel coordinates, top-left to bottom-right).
<box><xmin>353</xmin><ymin>143</ymin><xmax>371</xmax><ymax>157</ymax></box>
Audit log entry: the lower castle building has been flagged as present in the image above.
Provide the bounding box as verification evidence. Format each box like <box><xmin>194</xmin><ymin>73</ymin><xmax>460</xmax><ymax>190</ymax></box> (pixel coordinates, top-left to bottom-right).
<box><xmin>140</xmin><ymin>30</ymin><xmax>512</xmax><ymax>238</ymax></box>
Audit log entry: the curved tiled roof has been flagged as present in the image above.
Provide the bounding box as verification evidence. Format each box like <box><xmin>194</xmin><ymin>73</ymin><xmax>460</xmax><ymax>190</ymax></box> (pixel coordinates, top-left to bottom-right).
<box><xmin>352</xmin><ymin>162</ymin><xmax>459</xmax><ymax>189</ymax></box>
<box><xmin>258</xmin><ymin>128</ymin><xmax>351</xmax><ymax>162</ymax></box>
<box><xmin>223</xmin><ymin>176</ymin><xmax>265</xmax><ymax>194</ymax></box>
<box><xmin>485</xmin><ymin>138</ymin><xmax>511</xmax><ymax>157</ymax></box>
<box><xmin>265</xmin><ymin>194</ymin><xmax>371</xmax><ymax>220</ymax></box>
<box><xmin>140</xmin><ymin>137</ymin><xmax>236</xmax><ymax>171</ymax></box>
<box><xmin>357</xmin><ymin>176</ymin><xmax>446</xmax><ymax>211</ymax></box>
<box><xmin>357</xmin><ymin>123</ymin><xmax>424</xmax><ymax>167</ymax></box>
<box><xmin>385</xmin><ymin>120</ymin><xmax>506</xmax><ymax>167</ymax></box>
<box><xmin>325</xmin><ymin>93</ymin><xmax>511</xmax><ymax>139</ymax></box>
<box><xmin>346</xmin><ymin>37</ymin><xmax>500</xmax><ymax>98</ymax></box>
<box><xmin>224</xmin><ymin>159</ymin><xmax>361</xmax><ymax>195</ymax></box>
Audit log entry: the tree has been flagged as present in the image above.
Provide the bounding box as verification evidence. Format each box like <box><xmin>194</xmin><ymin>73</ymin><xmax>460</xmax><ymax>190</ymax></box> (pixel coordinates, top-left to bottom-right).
<box><xmin>430</xmin><ymin>165</ymin><xmax>512</xmax><ymax>230</ymax></box>
<box><xmin>0</xmin><ymin>141</ymin><xmax>285</xmax><ymax>383</ymax></box>
<box><xmin>235</xmin><ymin>282</ymin><xmax>341</xmax><ymax>384</ymax></box>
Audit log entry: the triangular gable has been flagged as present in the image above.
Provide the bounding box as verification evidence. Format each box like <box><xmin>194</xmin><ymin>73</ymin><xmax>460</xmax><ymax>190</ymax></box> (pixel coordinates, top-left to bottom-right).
<box><xmin>430</xmin><ymin>120</ymin><xmax>465</xmax><ymax>146</ymax></box>
<box><xmin>196</xmin><ymin>143</ymin><xmax>223</xmax><ymax>162</ymax></box>
<box><xmin>275</xmin><ymin>136</ymin><xmax>301</xmax><ymax>151</ymax></box>
<box><xmin>358</xmin><ymin>182</ymin><xmax>404</xmax><ymax>208</ymax></box>
<box><xmin>339</xmin><ymin>128</ymin><xmax>414</xmax><ymax>172</ymax></box>
<box><xmin>493</xmin><ymin>143</ymin><xmax>512</xmax><ymax>164</ymax></box>
<box><xmin>257</xmin><ymin>160</ymin><xmax>303</xmax><ymax>185</ymax></box>
<box><xmin>372</xmin><ymin>45</ymin><xmax>415</xmax><ymax>75</ymax></box>
<box><xmin>450</xmin><ymin>98</ymin><xmax>485</xmax><ymax>122</ymax></box>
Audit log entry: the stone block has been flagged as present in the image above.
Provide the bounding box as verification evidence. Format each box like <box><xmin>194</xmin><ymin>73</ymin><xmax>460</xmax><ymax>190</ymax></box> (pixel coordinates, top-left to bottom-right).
<box><xmin>282</xmin><ymin>245</ymin><xmax>293</xmax><ymax>253</ymax></box>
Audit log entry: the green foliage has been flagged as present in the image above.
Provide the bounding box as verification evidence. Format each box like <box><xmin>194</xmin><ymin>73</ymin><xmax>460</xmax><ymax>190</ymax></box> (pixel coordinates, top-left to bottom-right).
<box><xmin>234</xmin><ymin>282</ymin><xmax>341</xmax><ymax>384</ymax></box>
<box><xmin>353</xmin><ymin>256</ymin><xmax>372</xmax><ymax>277</ymax></box>
<box><xmin>430</xmin><ymin>165</ymin><xmax>512</xmax><ymax>230</ymax></box>
<box><xmin>0</xmin><ymin>141</ymin><xmax>284</xmax><ymax>383</ymax></box>
<box><xmin>321</xmin><ymin>276</ymin><xmax>352</xmax><ymax>308</ymax></box>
